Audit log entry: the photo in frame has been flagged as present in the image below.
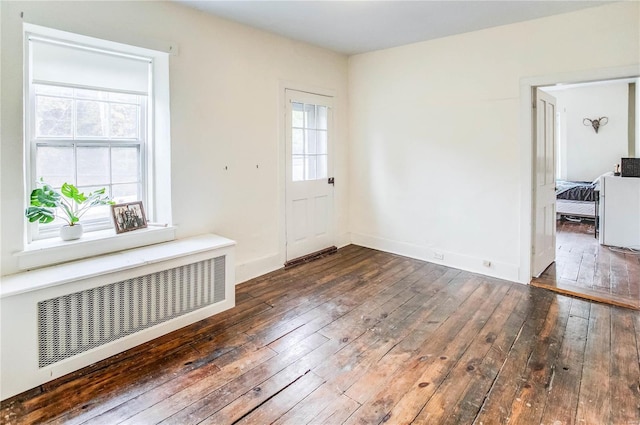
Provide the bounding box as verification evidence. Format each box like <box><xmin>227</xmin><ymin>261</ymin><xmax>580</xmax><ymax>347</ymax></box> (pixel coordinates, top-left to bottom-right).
<box><xmin>111</xmin><ymin>201</ymin><xmax>147</xmax><ymax>234</ymax></box>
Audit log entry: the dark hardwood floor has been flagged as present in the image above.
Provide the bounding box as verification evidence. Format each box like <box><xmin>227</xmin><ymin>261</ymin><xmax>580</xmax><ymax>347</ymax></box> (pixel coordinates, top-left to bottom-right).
<box><xmin>2</xmin><ymin>245</ymin><xmax>639</xmax><ymax>424</ymax></box>
<box><xmin>532</xmin><ymin>219</ymin><xmax>640</xmax><ymax>310</ymax></box>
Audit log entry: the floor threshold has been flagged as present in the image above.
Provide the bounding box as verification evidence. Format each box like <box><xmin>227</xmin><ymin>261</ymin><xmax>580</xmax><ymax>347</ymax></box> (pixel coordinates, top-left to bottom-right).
<box><xmin>284</xmin><ymin>246</ymin><xmax>338</xmax><ymax>269</ymax></box>
<box><xmin>531</xmin><ymin>279</ymin><xmax>639</xmax><ymax>310</ymax></box>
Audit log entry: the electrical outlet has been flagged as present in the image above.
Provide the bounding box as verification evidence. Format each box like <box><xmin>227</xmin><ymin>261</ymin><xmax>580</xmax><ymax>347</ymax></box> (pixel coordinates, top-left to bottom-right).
<box><xmin>483</xmin><ymin>260</ymin><xmax>492</xmax><ymax>267</ymax></box>
<box><xmin>434</xmin><ymin>252</ymin><xmax>444</xmax><ymax>260</ymax></box>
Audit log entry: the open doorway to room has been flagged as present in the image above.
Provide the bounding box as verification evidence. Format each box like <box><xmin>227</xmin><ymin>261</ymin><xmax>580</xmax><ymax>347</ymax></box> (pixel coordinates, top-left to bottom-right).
<box><xmin>531</xmin><ymin>78</ymin><xmax>640</xmax><ymax>310</ymax></box>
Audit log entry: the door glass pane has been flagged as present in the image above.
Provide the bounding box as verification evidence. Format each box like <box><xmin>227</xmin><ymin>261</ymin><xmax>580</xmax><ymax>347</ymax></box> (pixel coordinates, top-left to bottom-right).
<box><xmin>292</xmin><ymin>155</ymin><xmax>304</xmax><ymax>182</ymax></box>
<box><xmin>292</xmin><ymin>129</ymin><xmax>304</xmax><ymax>155</ymax></box>
<box><xmin>76</xmin><ymin>100</ymin><xmax>108</xmax><ymax>137</ymax></box>
<box><xmin>36</xmin><ymin>146</ymin><xmax>74</xmax><ymax>187</ymax></box>
<box><xmin>35</xmin><ymin>96</ymin><xmax>73</xmax><ymax>138</ymax></box>
<box><xmin>110</xmin><ymin>104</ymin><xmax>138</xmax><ymax>138</ymax></box>
<box><xmin>77</xmin><ymin>146</ymin><xmax>109</xmax><ymax>186</ymax></box>
<box><xmin>317</xmin><ymin>106</ymin><xmax>328</xmax><ymax>130</ymax></box>
<box><xmin>305</xmin><ymin>130</ymin><xmax>317</xmax><ymax>154</ymax></box>
<box><xmin>112</xmin><ymin>147</ymin><xmax>139</xmax><ymax>183</ymax></box>
<box><xmin>290</xmin><ymin>101</ymin><xmax>329</xmax><ymax>182</ymax></box>
<box><xmin>292</xmin><ymin>102</ymin><xmax>304</xmax><ymax>128</ymax></box>
<box><xmin>317</xmin><ymin>155</ymin><xmax>328</xmax><ymax>179</ymax></box>
<box><xmin>304</xmin><ymin>104</ymin><xmax>316</xmax><ymax>129</ymax></box>
<box><xmin>317</xmin><ymin>130</ymin><xmax>327</xmax><ymax>154</ymax></box>
<box><xmin>305</xmin><ymin>156</ymin><xmax>317</xmax><ymax>180</ymax></box>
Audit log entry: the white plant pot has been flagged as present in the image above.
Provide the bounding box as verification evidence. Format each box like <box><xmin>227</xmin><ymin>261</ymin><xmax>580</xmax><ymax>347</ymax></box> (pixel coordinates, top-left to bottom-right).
<box><xmin>60</xmin><ymin>224</ymin><xmax>83</xmax><ymax>241</ymax></box>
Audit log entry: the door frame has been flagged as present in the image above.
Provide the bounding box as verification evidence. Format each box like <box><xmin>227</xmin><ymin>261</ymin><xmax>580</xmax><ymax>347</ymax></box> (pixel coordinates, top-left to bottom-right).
<box><xmin>278</xmin><ymin>81</ymin><xmax>337</xmax><ymax>265</ymax></box>
<box><xmin>519</xmin><ymin>65</ymin><xmax>639</xmax><ymax>283</ymax></box>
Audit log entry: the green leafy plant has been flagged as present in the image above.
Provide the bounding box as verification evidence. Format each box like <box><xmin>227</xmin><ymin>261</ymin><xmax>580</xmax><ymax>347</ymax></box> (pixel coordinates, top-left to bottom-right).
<box><xmin>25</xmin><ymin>181</ymin><xmax>114</xmax><ymax>226</ymax></box>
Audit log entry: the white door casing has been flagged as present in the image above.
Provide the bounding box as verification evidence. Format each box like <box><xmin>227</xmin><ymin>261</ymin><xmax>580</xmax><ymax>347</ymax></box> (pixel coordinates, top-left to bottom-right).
<box><xmin>532</xmin><ymin>88</ymin><xmax>557</xmax><ymax>277</ymax></box>
<box><xmin>285</xmin><ymin>89</ymin><xmax>334</xmax><ymax>261</ymax></box>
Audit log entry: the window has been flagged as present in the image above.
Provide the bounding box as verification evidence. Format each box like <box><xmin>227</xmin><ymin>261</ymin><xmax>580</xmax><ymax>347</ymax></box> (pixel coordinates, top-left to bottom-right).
<box><xmin>24</xmin><ymin>26</ymin><xmax>171</xmax><ymax>242</ymax></box>
<box><xmin>32</xmin><ymin>84</ymin><xmax>146</xmax><ymax>233</ymax></box>
<box><xmin>291</xmin><ymin>102</ymin><xmax>328</xmax><ymax>181</ymax></box>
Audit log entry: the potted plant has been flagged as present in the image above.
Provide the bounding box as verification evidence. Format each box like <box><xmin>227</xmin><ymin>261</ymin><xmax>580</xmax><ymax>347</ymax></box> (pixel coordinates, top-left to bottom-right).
<box><xmin>25</xmin><ymin>181</ymin><xmax>114</xmax><ymax>241</ymax></box>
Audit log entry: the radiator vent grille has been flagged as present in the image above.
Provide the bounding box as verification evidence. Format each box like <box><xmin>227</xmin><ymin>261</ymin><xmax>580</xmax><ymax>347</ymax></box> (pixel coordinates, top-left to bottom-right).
<box><xmin>38</xmin><ymin>256</ymin><xmax>226</xmax><ymax>368</ymax></box>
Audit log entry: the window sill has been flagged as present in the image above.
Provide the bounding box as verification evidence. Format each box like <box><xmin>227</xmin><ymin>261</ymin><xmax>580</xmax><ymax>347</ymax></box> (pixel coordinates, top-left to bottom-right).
<box><xmin>16</xmin><ymin>225</ymin><xmax>176</xmax><ymax>271</ymax></box>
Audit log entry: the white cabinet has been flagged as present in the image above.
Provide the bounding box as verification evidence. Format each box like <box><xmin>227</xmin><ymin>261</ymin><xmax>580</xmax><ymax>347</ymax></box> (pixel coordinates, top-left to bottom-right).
<box><xmin>599</xmin><ymin>176</ymin><xmax>640</xmax><ymax>248</ymax></box>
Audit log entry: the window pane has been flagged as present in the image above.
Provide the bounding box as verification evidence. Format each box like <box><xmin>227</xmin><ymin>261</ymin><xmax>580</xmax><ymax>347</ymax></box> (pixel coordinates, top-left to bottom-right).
<box><xmin>77</xmin><ymin>186</ymin><xmax>111</xmax><ymax>222</ymax></box>
<box><xmin>292</xmin><ymin>102</ymin><xmax>304</xmax><ymax>128</ymax></box>
<box><xmin>110</xmin><ymin>104</ymin><xmax>138</xmax><ymax>138</ymax></box>
<box><xmin>36</xmin><ymin>146</ymin><xmax>74</xmax><ymax>187</ymax></box>
<box><xmin>81</xmin><ymin>204</ymin><xmax>111</xmax><ymax>222</ymax></box>
<box><xmin>292</xmin><ymin>155</ymin><xmax>304</xmax><ymax>182</ymax></box>
<box><xmin>112</xmin><ymin>183</ymin><xmax>139</xmax><ymax>204</ymax></box>
<box><xmin>35</xmin><ymin>84</ymin><xmax>73</xmax><ymax>97</ymax></box>
<box><xmin>76</xmin><ymin>100</ymin><xmax>108</xmax><ymax>137</ymax></box>
<box><xmin>305</xmin><ymin>156</ymin><xmax>317</xmax><ymax>180</ymax></box>
<box><xmin>35</xmin><ymin>96</ymin><xmax>73</xmax><ymax>138</ymax></box>
<box><xmin>292</xmin><ymin>129</ymin><xmax>304</xmax><ymax>155</ymax></box>
<box><xmin>305</xmin><ymin>130</ymin><xmax>317</xmax><ymax>154</ymax></box>
<box><xmin>317</xmin><ymin>130</ymin><xmax>327</xmax><ymax>154</ymax></box>
<box><xmin>77</xmin><ymin>146</ymin><xmax>109</xmax><ymax>186</ymax></box>
<box><xmin>317</xmin><ymin>106</ymin><xmax>328</xmax><ymax>130</ymax></box>
<box><xmin>304</xmin><ymin>104</ymin><xmax>316</xmax><ymax>129</ymax></box>
<box><xmin>112</xmin><ymin>147</ymin><xmax>139</xmax><ymax>183</ymax></box>
<box><xmin>317</xmin><ymin>155</ymin><xmax>328</xmax><ymax>179</ymax></box>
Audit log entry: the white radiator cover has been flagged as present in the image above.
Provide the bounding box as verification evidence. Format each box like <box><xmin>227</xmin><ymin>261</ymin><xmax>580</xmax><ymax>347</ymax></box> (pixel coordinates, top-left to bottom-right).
<box><xmin>1</xmin><ymin>234</ymin><xmax>235</xmax><ymax>400</ymax></box>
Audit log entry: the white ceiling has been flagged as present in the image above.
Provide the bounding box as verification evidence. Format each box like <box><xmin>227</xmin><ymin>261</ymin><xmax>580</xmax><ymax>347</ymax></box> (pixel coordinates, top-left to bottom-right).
<box><xmin>174</xmin><ymin>1</ymin><xmax>611</xmax><ymax>55</ymax></box>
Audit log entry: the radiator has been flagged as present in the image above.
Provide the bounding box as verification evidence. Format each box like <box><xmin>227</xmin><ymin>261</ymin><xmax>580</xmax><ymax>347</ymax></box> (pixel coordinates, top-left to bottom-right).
<box><xmin>38</xmin><ymin>256</ymin><xmax>225</xmax><ymax>368</ymax></box>
<box><xmin>1</xmin><ymin>234</ymin><xmax>236</xmax><ymax>401</ymax></box>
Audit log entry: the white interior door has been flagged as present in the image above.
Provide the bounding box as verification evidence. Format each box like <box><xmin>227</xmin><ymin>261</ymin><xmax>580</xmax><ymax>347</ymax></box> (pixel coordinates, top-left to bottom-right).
<box><xmin>532</xmin><ymin>88</ymin><xmax>557</xmax><ymax>277</ymax></box>
<box><xmin>285</xmin><ymin>89</ymin><xmax>334</xmax><ymax>261</ymax></box>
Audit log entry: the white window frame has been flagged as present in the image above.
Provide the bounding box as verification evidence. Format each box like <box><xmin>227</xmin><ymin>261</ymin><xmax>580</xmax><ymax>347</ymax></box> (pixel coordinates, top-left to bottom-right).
<box><xmin>21</xmin><ymin>24</ymin><xmax>173</xmax><ymax>267</ymax></box>
<box><xmin>28</xmin><ymin>82</ymin><xmax>149</xmax><ymax>240</ymax></box>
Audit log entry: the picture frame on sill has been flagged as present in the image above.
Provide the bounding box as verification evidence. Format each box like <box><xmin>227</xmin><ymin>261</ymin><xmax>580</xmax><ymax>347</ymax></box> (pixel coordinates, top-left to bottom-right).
<box><xmin>112</xmin><ymin>201</ymin><xmax>147</xmax><ymax>234</ymax></box>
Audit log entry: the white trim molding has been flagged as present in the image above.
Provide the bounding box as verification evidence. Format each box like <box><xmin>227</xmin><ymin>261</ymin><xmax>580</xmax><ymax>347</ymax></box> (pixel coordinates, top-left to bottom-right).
<box><xmin>15</xmin><ymin>226</ymin><xmax>176</xmax><ymax>271</ymax></box>
<box><xmin>351</xmin><ymin>232</ymin><xmax>520</xmax><ymax>283</ymax></box>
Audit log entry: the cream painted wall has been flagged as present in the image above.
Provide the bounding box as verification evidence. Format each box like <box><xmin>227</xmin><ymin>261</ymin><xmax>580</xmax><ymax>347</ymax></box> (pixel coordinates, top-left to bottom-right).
<box><xmin>2</xmin><ymin>1</ymin><xmax>639</xmax><ymax>285</ymax></box>
<box><xmin>0</xmin><ymin>1</ymin><xmax>349</xmax><ymax>279</ymax></box>
<box><xmin>348</xmin><ymin>2</ymin><xmax>640</xmax><ymax>282</ymax></box>
<box><xmin>553</xmin><ymin>82</ymin><xmax>630</xmax><ymax>182</ymax></box>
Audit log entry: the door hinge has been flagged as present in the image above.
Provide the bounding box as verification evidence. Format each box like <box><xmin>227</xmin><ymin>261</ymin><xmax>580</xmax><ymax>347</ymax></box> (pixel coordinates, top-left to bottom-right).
<box><xmin>328</xmin><ymin>177</ymin><xmax>335</xmax><ymax>185</ymax></box>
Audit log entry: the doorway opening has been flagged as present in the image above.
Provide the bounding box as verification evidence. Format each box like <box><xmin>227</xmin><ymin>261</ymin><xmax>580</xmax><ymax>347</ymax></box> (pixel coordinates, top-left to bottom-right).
<box><xmin>531</xmin><ymin>77</ymin><xmax>640</xmax><ymax>310</ymax></box>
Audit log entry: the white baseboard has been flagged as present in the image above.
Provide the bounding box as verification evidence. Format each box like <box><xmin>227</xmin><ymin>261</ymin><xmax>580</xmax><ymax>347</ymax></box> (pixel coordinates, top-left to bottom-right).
<box><xmin>351</xmin><ymin>232</ymin><xmax>522</xmax><ymax>284</ymax></box>
<box><xmin>336</xmin><ymin>232</ymin><xmax>352</xmax><ymax>249</ymax></box>
<box><xmin>235</xmin><ymin>253</ymin><xmax>282</xmax><ymax>285</ymax></box>
<box><xmin>234</xmin><ymin>232</ymin><xmax>352</xmax><ymax>285</ymax></box>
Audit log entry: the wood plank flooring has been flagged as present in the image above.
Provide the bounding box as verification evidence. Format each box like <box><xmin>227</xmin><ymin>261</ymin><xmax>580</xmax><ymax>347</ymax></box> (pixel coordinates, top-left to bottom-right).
<box><xmin>2</xmin><ymin>245</ymin><xmax>639</xmax><ymax>424</ymax></box>
<box><xmin>532</xmin><ymin>219</ymin><xmax>640</xmax><ymax>310</ymax></box>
